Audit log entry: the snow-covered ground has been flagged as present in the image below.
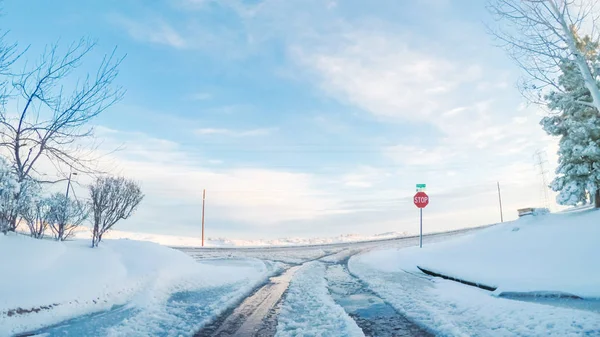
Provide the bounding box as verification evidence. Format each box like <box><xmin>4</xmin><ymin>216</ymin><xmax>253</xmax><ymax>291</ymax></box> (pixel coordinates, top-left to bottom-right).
<box><xmin>6</xmin><ymin>209</ymin><xmax>598</xmax><ymax>336</ymax></box>
<box><xmin>350</xmin><ymin>209</ymin><xmax>600</xmax><ymax>336</ymax></box>
<box><xmin>366</xmin><ymin>209</ymin><xmax>600</xmax><ymax>297</ymax></box>
<box><xmin>276</xmin><ymin>262</ymin><xmax>363</xmax><ymax>337</ymax></box>
<box><xmin>0</xmin><ymin>234</ymin><xmax>280</xmax><ymax>336</ymax></box>
<box><xmin>72</xmin><ymin>228</ymin><xmax>410</xmax><ymax>248</ymax></box>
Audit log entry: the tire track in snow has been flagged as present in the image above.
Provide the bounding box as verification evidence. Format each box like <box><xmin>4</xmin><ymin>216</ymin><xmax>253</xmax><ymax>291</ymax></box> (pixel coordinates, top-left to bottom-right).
<box><xmin>189</xmin><ymin>228</ymin><xmax>485</xmax><ymax>336</ymax></box>
<box><xmin>194</xmin><ymin>250</ymin><xmax>344</xmax><ymax>337</ymax></box>
<box><xmin>195</xmin><ymin>265</ymin><xmax>300</xmax><ymax>337</ymax></box>
<box><xmin>325</xmin><ymin>262</ymin><xmax>433</xmax><ymax>337</ymax></box>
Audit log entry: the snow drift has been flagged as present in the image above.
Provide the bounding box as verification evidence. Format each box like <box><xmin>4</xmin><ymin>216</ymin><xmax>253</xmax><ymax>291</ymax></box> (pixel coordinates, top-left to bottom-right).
<box><xmin>0</xmin><ymin>234</ymin><xmax>274</xmax><ymax>336</ymax></box>
<box><xmin>349</xmin><ymin>209</ymin><xmax>600</xmax><ymax>336</ymax></box>
<box><xmin>370</xmin><ymin>209</ymin><xmax>600</xmax><ymax>298</ymax></box>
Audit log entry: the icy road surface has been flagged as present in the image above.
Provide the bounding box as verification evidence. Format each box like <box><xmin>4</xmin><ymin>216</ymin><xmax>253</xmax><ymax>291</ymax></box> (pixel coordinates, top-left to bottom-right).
<box><xmin>26</xmin><ymin>225</ymin><xmax>595</xmax><ymax>337</ymax></box>
<box><xmin>178</xmin><ymin>229</ymin><xmax>479</xmax><ymax>337</ymax></box>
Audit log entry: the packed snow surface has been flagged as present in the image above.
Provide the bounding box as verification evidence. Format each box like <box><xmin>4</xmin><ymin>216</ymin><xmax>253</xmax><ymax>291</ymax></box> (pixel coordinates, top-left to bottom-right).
<box><xmin>0</xmin><ymin>234</ymin><xmax>277</xmax><ymax>336</ymax></box>
<box><xmin>349</xmin><ymin>209</ymin><xmax>600</xmax><ymax>336</ymax></box>
<box><xmin>276</xmin><ymin>262</ymin><xmax>364</xmax><ymax>337</ymax></box>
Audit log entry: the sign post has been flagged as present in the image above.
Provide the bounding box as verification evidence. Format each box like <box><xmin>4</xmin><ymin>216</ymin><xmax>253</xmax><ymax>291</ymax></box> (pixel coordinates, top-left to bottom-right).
<box><xmin>414</xmin><ymin>188</ymin><xmax>429</xmax><ymax>248</ymax></box>
<box><xmin>420</xmin><ymin>208</ymin><xmax>423</xmax><ymax>248</ymax></box>
<box><xmin>202</xmin><ymin>189</ymin><xmax>206</xmax><ymax>247</ymax></box>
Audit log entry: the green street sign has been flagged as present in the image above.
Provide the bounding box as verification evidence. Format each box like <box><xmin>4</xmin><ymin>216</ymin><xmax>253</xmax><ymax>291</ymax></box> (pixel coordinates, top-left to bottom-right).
<box><xmin>416</xmin><ymin>184</ymin><xmax>426</xmax><ymax>188</ymax></box>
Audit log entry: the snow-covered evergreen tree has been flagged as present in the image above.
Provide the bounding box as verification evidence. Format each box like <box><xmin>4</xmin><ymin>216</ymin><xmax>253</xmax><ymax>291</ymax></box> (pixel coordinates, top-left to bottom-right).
<box><xmin>0</xmin><ymin>157</ymin><xmax>20</xmax><ymax>234</ymax></box>
<box><xmin>0</xmin><ymin>156</ymin><xmax>42</xmax><ymax>234</ymax></box>
<box><xmin>541</xmin><ymin>35</ymin><xmax>600</xmax><ymax>207</ymax></box>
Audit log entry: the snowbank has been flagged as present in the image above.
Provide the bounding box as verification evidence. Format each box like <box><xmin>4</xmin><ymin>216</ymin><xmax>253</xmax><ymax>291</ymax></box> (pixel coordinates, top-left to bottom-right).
<box><xmin>368</xmin><ymin>209</ymin><xmax>600</xmax><ymax>297</ymax></box>
<box><xmin>350</xmin><ymin>254</ymin><xmax>600</xmax><ymax>336</ymax></box>
<box><xmin>276</xmin><ymin>262</ymin><xmax>364</xmax><ymax>337</ymax></box>
<box><xmin>0</xmin><ymin>234</ymin><xmax>275</xmax><ymax>336</ymax></box>
<box><xmin>349</xmin><ymin>209</ymin><xmax>600</xmax><ymax>336</ymax></box>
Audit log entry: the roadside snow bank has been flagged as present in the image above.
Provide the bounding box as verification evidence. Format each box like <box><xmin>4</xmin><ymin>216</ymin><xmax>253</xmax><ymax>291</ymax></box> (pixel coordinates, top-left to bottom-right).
<box><xmin>369</xmin><ymin>210</ymin><xmax>600</xmax><ymax>298</ymax></box>
<box><xmin>276</xmin><ymin>262</ymin><xmax>364</xmax><ymax>337</ymax></box>
<box><xmin>350</xmin><ymin>253</ymin><xmax>600</xmax><ymax>336</ymax></box>
<box><xmin>0</xmin><ymin>234</ymin><xmax>273</xmax><ymax>336</ymax></box>
<box><xmin>349</xmin><ymin>210</ymin><xmax>600</xmax><ymax>336</ymax></box>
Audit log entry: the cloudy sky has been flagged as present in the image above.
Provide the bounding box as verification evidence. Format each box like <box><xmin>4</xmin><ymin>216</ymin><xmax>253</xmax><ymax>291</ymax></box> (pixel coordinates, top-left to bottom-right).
<box><xmin>2</xmin><ymin>0</ymin><xmax>561</xmax><ymax>239</ymax></box>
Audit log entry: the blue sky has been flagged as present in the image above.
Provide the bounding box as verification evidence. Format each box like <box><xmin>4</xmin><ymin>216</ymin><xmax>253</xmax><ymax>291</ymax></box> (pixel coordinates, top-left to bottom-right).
<box><xmin>2</xmin><ymin>0</ymin><xmax>560</xmax><ymax>239</ymax></box>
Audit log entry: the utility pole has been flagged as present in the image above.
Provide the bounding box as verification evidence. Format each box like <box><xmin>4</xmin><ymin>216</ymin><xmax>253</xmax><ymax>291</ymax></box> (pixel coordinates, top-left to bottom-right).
<box><xmin>65</xmin><ymin>172</ymin><xmax>77</xmax><ymax>199</ymax></box>
<box><xmin>202</xmin><ymin>189</ymin><xmax>206</xmax><ymax>247</ymax></box>
<box><xmin>497</xmin><ymin>181</ymin><xmax>504</xmax><ymax>223</ymax></box>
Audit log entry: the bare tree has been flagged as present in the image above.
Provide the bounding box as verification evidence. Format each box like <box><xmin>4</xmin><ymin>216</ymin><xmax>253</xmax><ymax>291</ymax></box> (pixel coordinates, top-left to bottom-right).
<box><xmin>0</xmin><ymin>39</ymin><xmax>124</xmax><ymax>182</ymax></box>
<box><xmin>0</xmin><ymin>39</ymin><xmax>124</xmax><ymax>231</ymax></box>
<box><xmin>47</xmin><ymin>193</ymin><xmax>89</xmax><ymax>241</ymax></box>
<box><xmin>487</xmin><ymin>0</ymin><xmax>600</xmax><ymax>110</ymax></box>
<box><xmin>22</xmin><ymin>198</ymin><xmax>52</xmax><ymax>239</ymax></box>
<box><xmin>90</xmin><ymin>176</ymin><xmax>144</xmax><ymax>247</ymax></box>
<box><xmin>0</xmin><ymin>32</ymin><xmax>22</xmax><ymax>108</ymax></box>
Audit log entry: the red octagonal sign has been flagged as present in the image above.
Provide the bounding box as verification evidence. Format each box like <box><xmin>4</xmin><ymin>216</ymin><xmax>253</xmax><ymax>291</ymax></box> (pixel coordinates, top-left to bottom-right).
<box><xmin>414</xmin><ymin>191</ymin><xmax>429</xmax><ymax>209</ymax></box>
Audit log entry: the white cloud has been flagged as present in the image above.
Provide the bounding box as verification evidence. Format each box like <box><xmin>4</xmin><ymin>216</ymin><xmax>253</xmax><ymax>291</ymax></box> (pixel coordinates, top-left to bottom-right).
<box><xmin>195</xmin><ymin>127</ymin><xmax>276</xmax><ymax>137</ymax></box>
<box><xmin>110</xmin><ymin>13</ymin><xmax>248</xmax><ymax>57</ymax></box>
<box><xmin>171</xmin><ymin>0</ymin><xmax>211</xmax><ymax>10</ymax></box>
<box><xmin>284</xmin><ymin>21</ymin><xmax>549</xmax><ymax>171</ymax></box>
<box><xmin>189</xmin><ymin>92</ymin><xmax>212</xmax><ymax>101</ymax></box>
<box><xmin>341</xmin><ymin>166</ymin><xmax>391</xmax><ymax>188</ymax></box>
<box><xmin>513</xmin><ymin>116</ymin><xmax>528</xmax><ymax>124</ymax></box>
<box><xmin>442</xmin><ymin>106</ymin><xmax>467</xmax><ymax>117</ymax></box>
<box><xmin>292</xmin><ymin>31</ymin><xmax>483</xmax><ymax>121</ymax></box>
<box><xmin>60</xmin><ymin>126</ymin><xmax>556</xmax><ymax>239</ymax></box>
<box><xmin>384</xmin><ymin>145</ymin><xmax>453</xmax><ymax>166</ymax></box>
<box><xmin>111</xmin><ymin>15</ymin><xmax>187</xmax><ymax>48</ymax></box>
<box><xmin>77</xmin><ymin>130</ymin><xmax>345</xmax><ymax>230</ymax></box>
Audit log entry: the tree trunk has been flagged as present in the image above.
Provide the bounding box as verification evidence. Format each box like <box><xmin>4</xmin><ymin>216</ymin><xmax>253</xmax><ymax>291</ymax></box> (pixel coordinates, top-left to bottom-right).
<box><xmin>8</xmin><ymin>213</ymin><xmax>18</xmax><ymax>232</ymax></box>
<box><xmin>550</xmin><ymin>1</ymin><xmax>600</xmax><ymax>115</ymax></box>
<box><xmin>595</xmin><ymin>189</ymin><xmax>600</xmax><ymax>209</ymax></box>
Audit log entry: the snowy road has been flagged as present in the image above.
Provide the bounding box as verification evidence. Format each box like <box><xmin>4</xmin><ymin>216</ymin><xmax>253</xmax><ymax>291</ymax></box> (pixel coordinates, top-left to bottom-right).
<box><xmin>10</xmin><ymin>214</ymin><xmax>600</xmax><ymax>336</ymax></box>
<box><xmin>23</xmin><ymin>224</ymin><xmax>592</xmax><ymax>337</ymax></box>
<box><xmin>195</xmin><ymin>265</ymin><xmax>301</xmax><ymax>336</ymax></box>
<box><xmin>177</xmin><ymin>229</ymin><xmax>478</xmax><ymax>337</ymax></box>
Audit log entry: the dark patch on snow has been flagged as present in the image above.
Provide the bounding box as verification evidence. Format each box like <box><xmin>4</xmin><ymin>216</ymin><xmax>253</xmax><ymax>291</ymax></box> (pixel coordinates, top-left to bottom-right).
<box><xmin>499</xmin><ymin>293</ymin><xmax>600</xmax><ymax>314</ymax></box>
<box><xmin>498</xmin><ymin>291</ymin><xmax>583</xmax><ymax>300</ymax></box>
<box><xmin>327</xmin><ymin>264</ymin><xmax>433</xmax><ymax>337</ymax></box>
<box><xmin>248</xmin><ymin>284</ymin><xmax>289</xmax><ymax>337</ymax></box>
<box><xmin>417</xmin><ymin>266</ymin><xmax>498</xmax><ymax>291</ymax></box>
<box><xmin>5</xmin><ymin>303</ymin><xmax>59</xmax><ymax>317</ymax></box>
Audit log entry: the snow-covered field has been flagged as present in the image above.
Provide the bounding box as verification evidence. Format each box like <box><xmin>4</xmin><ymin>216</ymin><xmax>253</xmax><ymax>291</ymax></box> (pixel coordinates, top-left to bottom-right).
<box><xmin>0</xmin><ymin>234</ymin><xmax>280</xmax><ymax>336</ymax></box>
<box><xmin>72</xmin><ymin>228</ymin><xmax>410</xmax><ymax>248</ymax></box>
<box><xmin>350</xmin><ymin>209</ymin><xmax>600</xmax><ymax>336</ymax></box>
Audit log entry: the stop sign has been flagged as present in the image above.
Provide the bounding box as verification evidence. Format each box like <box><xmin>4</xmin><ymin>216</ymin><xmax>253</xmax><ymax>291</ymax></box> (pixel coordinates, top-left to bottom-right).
<box><xmin>414</xmin><ymin>191</ymin><xmax>429</xmax><ymax>208</ymax></box>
